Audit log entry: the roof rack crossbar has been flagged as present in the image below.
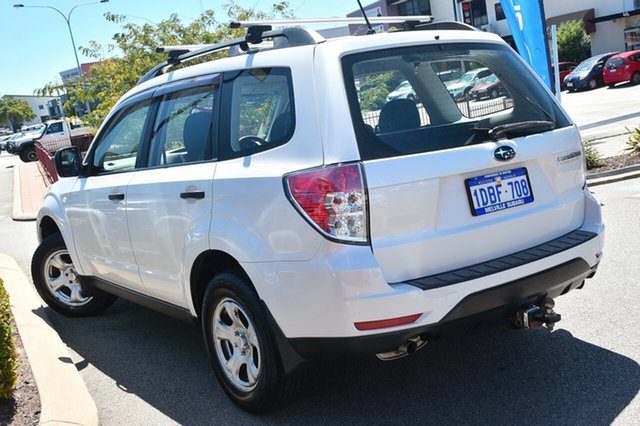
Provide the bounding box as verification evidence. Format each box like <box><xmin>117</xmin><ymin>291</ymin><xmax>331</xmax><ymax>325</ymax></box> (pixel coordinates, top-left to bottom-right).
<box><xmin>138</xmin><ymin>36</ymin><xmax>249</xmax><ymax>85</ymax></box>
<box><xmin>138</xmin><ymin>26</ymin><xmax>325</xmax><ymax>85</ymax></box>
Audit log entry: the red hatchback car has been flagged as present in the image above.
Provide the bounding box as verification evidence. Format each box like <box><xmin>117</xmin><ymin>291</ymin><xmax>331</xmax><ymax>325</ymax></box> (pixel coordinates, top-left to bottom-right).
<box><xmin>603</xmin><ymin>50</ymin><xmax>640</xmax><ymax>86</ymax></box>
<box><xmin>553</xmin><ymin>61</ymin><xmax>577</xmax><ymax>89</ymax></box>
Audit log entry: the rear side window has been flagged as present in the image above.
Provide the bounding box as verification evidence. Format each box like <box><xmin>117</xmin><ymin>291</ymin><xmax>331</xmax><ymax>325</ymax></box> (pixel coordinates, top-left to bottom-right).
<box><xmin>219</xmin><ymin>67</ymin><xmax>294</xmax><ymax>160</ymax></box>
<box><xmin>342</xmin><ymin>42</ymin><xmax>570</xmax><ymax>161</ymax></box>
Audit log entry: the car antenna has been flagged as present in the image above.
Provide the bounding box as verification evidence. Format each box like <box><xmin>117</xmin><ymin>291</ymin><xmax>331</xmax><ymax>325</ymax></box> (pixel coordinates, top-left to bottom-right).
<box><xmin>357</xmin><ymin>0</ymin><xmax>375</xmax><ymax>34</ymax></box>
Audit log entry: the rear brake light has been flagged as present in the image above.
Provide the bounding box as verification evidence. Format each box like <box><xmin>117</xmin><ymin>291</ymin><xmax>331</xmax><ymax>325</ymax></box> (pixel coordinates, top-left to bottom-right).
<box><xmin>285</xmin><ymin>163</ymin><xmax>368</xmax><ymax>243</ymax></box>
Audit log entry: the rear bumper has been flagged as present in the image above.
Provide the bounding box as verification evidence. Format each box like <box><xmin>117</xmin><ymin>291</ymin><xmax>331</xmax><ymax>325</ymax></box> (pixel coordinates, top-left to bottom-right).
<box><xmin>603</xmin><ymin>71</ymin><xmax>632</xmax><ymax>84</ymax></box>
<box><xmin>288</xmin><ymin>258</ymin><xmax>598</xmax><ymax>358</ymax></box>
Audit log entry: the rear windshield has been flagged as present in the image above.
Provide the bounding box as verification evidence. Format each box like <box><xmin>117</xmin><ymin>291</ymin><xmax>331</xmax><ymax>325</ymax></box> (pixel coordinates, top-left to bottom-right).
<box><xmin>342</xmin><ymin>42</ymin><xmax>570</xmax><ymax>160</ymax></box>
<box><xmin>606</xmin><ymin>58</ymin><xmax>625</xmax><ymax>68</ymax></box>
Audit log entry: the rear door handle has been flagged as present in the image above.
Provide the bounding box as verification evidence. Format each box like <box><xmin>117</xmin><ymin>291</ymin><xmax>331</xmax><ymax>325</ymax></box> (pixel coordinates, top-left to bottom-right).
<box><xmin>180</xmin><ymin>191</ymin><xmax>205</xmax><ymax>200</ymax></box>
<box><xmin>108</xmin><ymin>193</ymin><xmax>125</xmax><ymax>201</ymax></box>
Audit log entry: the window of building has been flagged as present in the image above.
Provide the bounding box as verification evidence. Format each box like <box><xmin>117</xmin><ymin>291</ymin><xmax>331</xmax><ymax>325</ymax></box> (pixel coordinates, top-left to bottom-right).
<box><xmin>38</xmin><ymin>105</ymin><xmax>44</xmax><ymax>110</ymax></box>
<box><xmin>625</xmin><ymin>27</ymin><xmax>640</xmax><ymax>51</ymax></box>
<box><xmin>495</xmin><ymin>3</ymin><xmax>505</xmax><ymax>21</ymax></box>
<box><xmin>471</xmin><ymin>0</ymin><xmax>488</xmax><ymax>27</ymax></box>
<box><xmin>397</xmin><ymin>0</ymin><xmax>431</xmax><ymax>16</ymax></box>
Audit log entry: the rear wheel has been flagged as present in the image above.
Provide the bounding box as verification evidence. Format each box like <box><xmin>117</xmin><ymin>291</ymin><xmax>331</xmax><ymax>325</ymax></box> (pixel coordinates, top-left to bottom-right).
<box><xmin>31</xmin><ymin>233</ymin><xmax>117</xmax><ymax>316</ymax></box>
<box><xmin>631</xmin><ymin>72</ymin><xmax>640</xmax><ymax>85</ymax></box>
<box><xmin>202</xmin><ymin>271</ymin><xmax>298</xmax><ymax>413</ymax></box>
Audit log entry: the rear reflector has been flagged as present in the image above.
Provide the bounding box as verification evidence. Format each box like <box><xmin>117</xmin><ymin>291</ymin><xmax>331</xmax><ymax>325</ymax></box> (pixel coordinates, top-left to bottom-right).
<box><xmin>354</xmin><ymin>313</ymin><xmax>422</xmax><ymax>331</ymax></box>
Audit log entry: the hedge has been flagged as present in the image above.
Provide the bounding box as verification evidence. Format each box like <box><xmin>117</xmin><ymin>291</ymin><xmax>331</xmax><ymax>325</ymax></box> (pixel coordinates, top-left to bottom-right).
<box><xmin>0</xmin><ymin>278</ymin><xmax>17</xmax><ymax>399</ymax></box>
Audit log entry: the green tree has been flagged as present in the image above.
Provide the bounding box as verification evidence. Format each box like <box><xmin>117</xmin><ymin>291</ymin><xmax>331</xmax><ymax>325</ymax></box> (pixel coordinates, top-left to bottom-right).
<box><xmin>557</xmin><ymin>20</ymin><xmax>591</xmax><ymax>64</ymax></box>
<box><xmin>0</xmin><ymin>97</ymin><xmax>36</xmax><ymax>131</ymax></box>
<box><xmin>39</xmin><ymin>2</ymin><xmax>292</xmax><ymax>128</ymax></box>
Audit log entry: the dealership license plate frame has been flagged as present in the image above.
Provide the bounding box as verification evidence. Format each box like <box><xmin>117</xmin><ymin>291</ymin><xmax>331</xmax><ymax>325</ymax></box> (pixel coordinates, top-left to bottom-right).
<box><xmin>465</xmin><ymin>167</ymin><xmax>534</xmax><ymax>216</ymax></box>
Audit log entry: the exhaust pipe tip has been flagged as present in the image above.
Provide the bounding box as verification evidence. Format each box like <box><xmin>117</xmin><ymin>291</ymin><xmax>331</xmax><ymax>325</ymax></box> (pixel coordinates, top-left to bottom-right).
<box><xmin>376</xmin><ymin>336</ymin><xmax>426</xmax><ymax>361</ymax></box>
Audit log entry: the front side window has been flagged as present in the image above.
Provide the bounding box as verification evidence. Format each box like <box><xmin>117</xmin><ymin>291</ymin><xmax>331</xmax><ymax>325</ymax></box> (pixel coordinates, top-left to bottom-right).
<box><xmin>147</xmin><ymin>86</ymin><xmax>215</xmax><ymax>167</ymax></box>
<box><xmin>343</xmin><ymin>42</ymin><xmax>570</xmax><ymax>160</ymax></box>
<box><xmin>91</xmin><ymin>101</ymin><xmax>151</xmax><ymax>174</ymax></box>
<box><xmin>220</xmin><ymin>67</ymin><xmax>294</xmax><ymax>160</ymax></box>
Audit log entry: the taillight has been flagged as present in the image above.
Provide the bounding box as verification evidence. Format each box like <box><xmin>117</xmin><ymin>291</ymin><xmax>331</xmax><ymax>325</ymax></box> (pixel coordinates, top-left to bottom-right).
<box><xmin>285</xmin><ymin>163</ymin><xmax>368</xmax><ymax>243</ymax></box>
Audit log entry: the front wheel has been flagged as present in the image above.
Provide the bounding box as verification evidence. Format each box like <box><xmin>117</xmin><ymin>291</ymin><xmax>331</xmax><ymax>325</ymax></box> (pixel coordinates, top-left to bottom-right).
<box><xmin>588</xmin><ymin>78</ymin><xmax>597</xmax><ymax>90</ymax></box>
<box><xmin>20</xmin><ymin>147</ymin><xmax>37</xmax><ymax>163</ymax></box>
<box><xmin>201</xmin><ymin>271</ymin><xmax>298</xmax><ymax>413</ymax></box>
<box><xmin>31</xmin><ymin>233</ymin><xmax>117</xmax><ymax>316</ymax></box>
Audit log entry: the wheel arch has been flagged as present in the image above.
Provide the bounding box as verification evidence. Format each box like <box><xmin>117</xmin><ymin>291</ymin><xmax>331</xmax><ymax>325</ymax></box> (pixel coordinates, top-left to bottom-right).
<box><xmin>39</xmin><ymin>215</ymin><xmax>61</xmax><ymax>241</ymax></box>
<box><xmin>189</xmin><ymin>249</ymin><xmax>255</xmax><ymax>317</ymax></box>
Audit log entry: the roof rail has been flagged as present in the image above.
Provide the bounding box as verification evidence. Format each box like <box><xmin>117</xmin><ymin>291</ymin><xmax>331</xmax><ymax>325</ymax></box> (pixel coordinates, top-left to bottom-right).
<box><xmin>414</xmin><ymin>21</ymin><xmax>479</xmax><ymax>32</ymax></box>
<box><xmin>230</xmin><ymin>16</ymin><xmax>433</xmax><ymax>28</ymax></box>
<box><xmin>138</xmin><ymin>26</ymin><xmax>324</xmax><ymax>86</ymax></box>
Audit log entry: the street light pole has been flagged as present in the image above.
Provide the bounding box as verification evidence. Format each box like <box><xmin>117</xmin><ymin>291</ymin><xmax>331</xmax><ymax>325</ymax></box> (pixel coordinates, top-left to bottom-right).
<box><xmin>14</xmin><ymin>0</ymin><xmax>109</xmax><ymax>115</ymax></box>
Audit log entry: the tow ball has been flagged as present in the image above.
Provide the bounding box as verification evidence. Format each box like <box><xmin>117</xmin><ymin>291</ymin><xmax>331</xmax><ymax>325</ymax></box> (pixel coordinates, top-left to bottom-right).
<box><xmin>514</xmin><ymin>297</ymin><xmax>561</xmax><ymax>331</ymax></box>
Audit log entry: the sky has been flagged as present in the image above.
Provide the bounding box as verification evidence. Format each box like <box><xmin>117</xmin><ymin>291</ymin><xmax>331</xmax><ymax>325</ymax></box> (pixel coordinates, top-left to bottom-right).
<box><xmin>0</xmin><ymin>0</ymin><xmax>360</xmax><ymax>96</ymax></box>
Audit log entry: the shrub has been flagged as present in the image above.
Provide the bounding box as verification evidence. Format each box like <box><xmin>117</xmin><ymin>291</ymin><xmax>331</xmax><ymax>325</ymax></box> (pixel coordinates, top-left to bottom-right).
<box><xmin>627</xmin><ymin>126</ymin><xmax>640</xmax><ymax>154</ymax></box>
<box><xmin>583</xmin><ymin>140</ymin><xmax>600</xmax><ymax>169</ymax></box>
<box><xmin>0</xmin><ymin>279</ymin><xmax>17</xmax><ymax>399</ymax></box>
<box><xmin>557</xmin><ymin>20</ymin><xmax>591</xmax><ymax>64</ymax></box>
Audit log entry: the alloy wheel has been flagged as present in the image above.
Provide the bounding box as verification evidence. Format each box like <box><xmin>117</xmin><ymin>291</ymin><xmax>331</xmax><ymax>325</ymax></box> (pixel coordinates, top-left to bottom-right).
<box><xmin>212</xmin><ymin>298</ymin><xmax>261</xmax><ymax>392</ymax></box>
<box><xmin>43</xmin><ymin>249</ymin><xmax>92</xmax><ymax>307</ymax></box>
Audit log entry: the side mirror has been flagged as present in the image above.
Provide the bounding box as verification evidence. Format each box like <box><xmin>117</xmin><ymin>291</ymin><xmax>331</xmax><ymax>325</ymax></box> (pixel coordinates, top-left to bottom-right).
<box><xmin>54</xmin><ymin>147</ymin><xmax>82</xmax><ymax>178</ymax></box>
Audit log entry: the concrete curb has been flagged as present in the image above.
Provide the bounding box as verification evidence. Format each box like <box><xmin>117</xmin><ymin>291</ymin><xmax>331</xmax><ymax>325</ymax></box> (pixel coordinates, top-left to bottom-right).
<box><xmin>587</xmin><ymin>167</ymin><xmax>640</xmax><ymax>187</ymax></box>
<box><xmin>11</xmin><ymin>164</ymin><xmax>36</xmax><ymax>221</ymax></box>
<box><xmin>0</xmin><ymin>254</ymin><xmax>99</xmax><ymax>426</ymax></box>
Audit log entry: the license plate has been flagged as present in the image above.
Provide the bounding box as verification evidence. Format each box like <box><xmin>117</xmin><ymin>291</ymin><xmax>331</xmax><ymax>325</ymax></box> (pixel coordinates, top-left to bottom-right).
<box><xmin>566</xmin><ymin>82</ymin><xmax>573</xmax><ymax>87</ymax></box>
<box><xmin>465</xmin><ymin>168</ymin><xmax>534</xmax><ymax>216</ymax></box>
<box><xmin>610</xmin><ymin>69</ymin><xmax>617</xmax><ymax>72</ymax></box>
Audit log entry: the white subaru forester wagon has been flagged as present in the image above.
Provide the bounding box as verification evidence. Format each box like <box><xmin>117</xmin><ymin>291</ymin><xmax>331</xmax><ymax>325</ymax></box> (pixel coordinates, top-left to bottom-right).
<box><xmin>32</xmin><ymin>18</ymin><xmax>604</xmax><ymax>412</ymax></box>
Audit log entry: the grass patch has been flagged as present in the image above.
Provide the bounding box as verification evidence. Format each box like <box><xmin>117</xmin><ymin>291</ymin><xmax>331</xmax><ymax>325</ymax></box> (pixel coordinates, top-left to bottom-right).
<box><xmin>0</xmin><ymin>278</ymin><xmax>17</xmax><ymax>399</ymax></box>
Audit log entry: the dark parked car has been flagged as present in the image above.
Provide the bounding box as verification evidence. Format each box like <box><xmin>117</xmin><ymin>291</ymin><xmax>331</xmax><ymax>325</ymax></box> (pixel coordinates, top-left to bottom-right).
<box><xmin>603</xmin><ymin>50</ymin><xmax>640</xmax><ymax>87</ymax></box>
<box><xmin>564</xmin><ymin>52</ymin><xmax>619</xmax><ymax>91</ymax></box>
<box><xmin>469</xmin><ymin>74</ymin><xmax>505</xmax><ymax>100</ymax></box>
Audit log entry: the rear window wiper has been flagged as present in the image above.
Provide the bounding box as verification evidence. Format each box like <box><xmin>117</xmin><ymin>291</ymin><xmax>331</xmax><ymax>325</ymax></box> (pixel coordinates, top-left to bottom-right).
<box><xmin>487</xmin><ymin>120</ymin><xmax>555</xmax><ymax>140</ymax></box>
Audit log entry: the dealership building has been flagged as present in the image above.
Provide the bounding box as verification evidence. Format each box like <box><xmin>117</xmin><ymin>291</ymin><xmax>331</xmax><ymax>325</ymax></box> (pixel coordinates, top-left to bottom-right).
<box><xmin>349</xmin><ymin>0</ymin><xmax>640</xmax><ymax>55</ymax></box>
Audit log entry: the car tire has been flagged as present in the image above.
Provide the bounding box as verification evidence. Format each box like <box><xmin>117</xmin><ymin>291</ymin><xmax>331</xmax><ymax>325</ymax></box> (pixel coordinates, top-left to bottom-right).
<box><xmin>201</xmin><ymin>271</ymin><xmax>299</xmax><ymax>413</ymax></box>
<box><xmin>631</xmin><ymin>72</ymin><xmax>640</xmax><ymax>85</ymax></box>
<box><xmin>588</xmin><ymin>79</ymin><xmax>597</xmax><ymax>90</ymax></box>
<box><xmin>490</xmin><ymin>89</ymin><xmax>498</xmax><ymax>98</ymax></box>
<box><xmin>31</xmin><ymin>233</ymin><xmax>117</xmax><ymax>317</ymax></box>
<box><xmin>20</xmin><ymin>147</ymin><xmax>37</xmax><ymax>163</ymax></box>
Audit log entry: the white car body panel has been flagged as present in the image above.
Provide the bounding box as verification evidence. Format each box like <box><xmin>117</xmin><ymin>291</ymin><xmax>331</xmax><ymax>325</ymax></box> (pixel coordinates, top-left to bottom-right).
<box><xmin>36</xmin><ymin>27</ymin><xmax>604</xmax><ymax>346</ymax></box>
<box><xmin>126</xmin><ymin>163</ymin><xmax>216</xmax><ymax>307</ymax></box>
<box><xmin>67</xmin><ymin>173</ymin><xmax>144</xmax><ymax>290</ymax></box>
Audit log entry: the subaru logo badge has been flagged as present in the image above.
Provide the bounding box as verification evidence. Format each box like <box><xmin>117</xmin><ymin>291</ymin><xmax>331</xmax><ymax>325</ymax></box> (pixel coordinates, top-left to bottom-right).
<box><xmin>493</xmin><ymin>146</ymin><xmax>516</xmax><ymax>161</ymax></box>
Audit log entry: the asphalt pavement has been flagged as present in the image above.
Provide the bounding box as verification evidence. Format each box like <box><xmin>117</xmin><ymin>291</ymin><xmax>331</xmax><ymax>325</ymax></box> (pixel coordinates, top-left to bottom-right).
<box><xmin>1</xmin><ymin>82</ymin><xmax>640</xmax><ymax>424</ymax></box>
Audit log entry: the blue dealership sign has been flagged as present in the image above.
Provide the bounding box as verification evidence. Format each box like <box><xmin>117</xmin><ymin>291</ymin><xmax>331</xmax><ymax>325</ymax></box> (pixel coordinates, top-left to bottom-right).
<box><xmin>500</xmin><ymin>0</ymin><xmax>552</xmax><ymax>89</ymax></box>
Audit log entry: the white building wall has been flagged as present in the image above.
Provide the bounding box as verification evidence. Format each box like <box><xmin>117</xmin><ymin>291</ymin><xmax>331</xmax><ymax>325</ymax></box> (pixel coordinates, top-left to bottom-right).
<box><xmin>431</xmin><ymin>0</ymin><xmax>457</xmax><ymax>22</ymax></box>
<box><xmin>1</xmin><ymin>95</ymin><xmax>59</xmax><ymax>127</ymax></box>
<box><xmin>432</xmin><ymin>0</ymin><xmax>636</xmax><ymax>55</ymax></box>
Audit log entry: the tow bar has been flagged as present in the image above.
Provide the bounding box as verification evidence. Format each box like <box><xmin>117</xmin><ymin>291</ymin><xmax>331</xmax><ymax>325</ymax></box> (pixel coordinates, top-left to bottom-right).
<box><xmin>514</xmin><ymin>297</ymin><xmax>561</xmax><ymax>331</ymax></box>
